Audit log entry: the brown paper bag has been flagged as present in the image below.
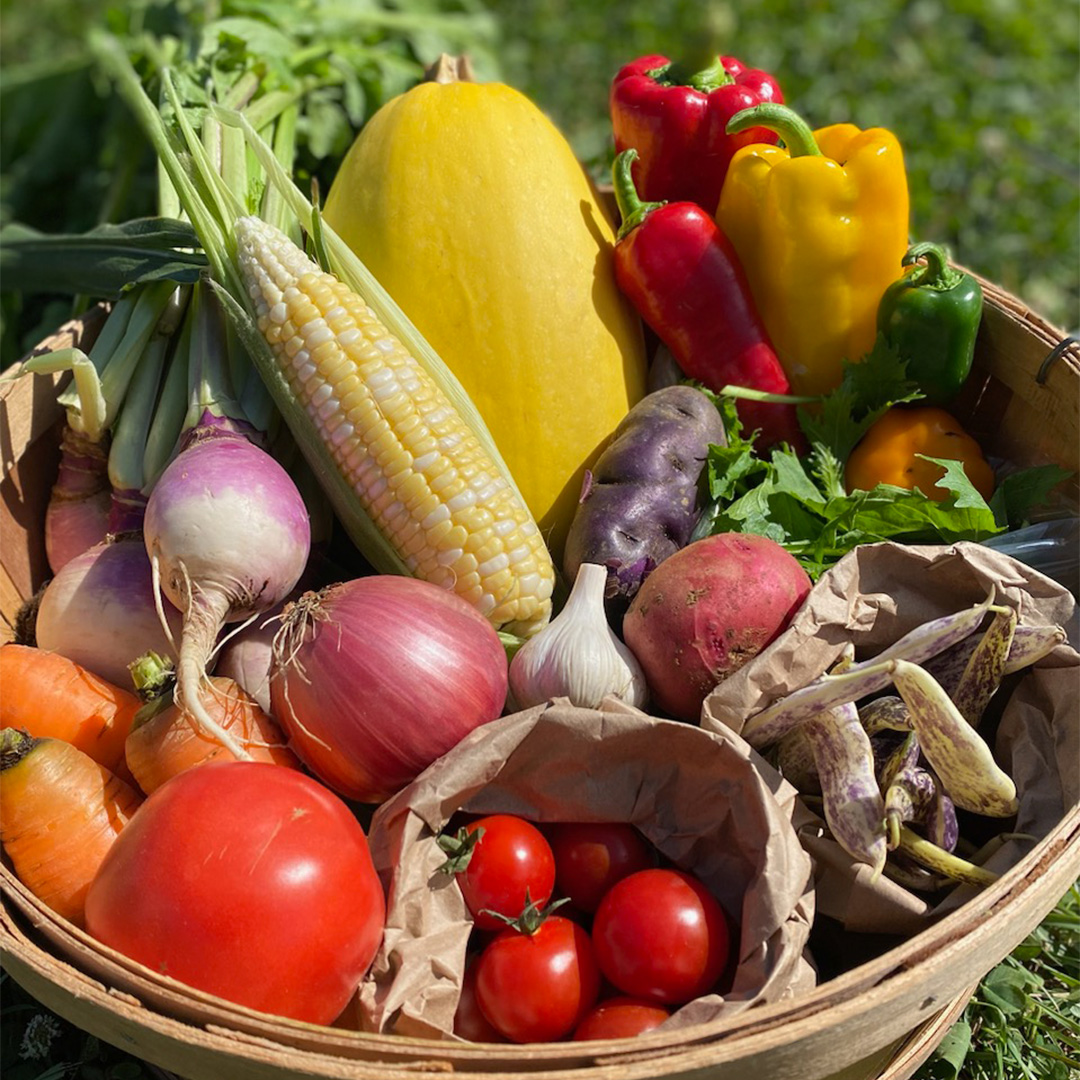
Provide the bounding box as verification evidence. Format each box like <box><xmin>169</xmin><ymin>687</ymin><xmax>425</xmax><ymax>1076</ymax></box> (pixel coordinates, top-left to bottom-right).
<box><xmin>701</xmin><ymin>541</ymin><xmax>1079</xmax><ymax>936</ymax></box>
<box><xmin>357</xmin><ymin>700</ymin><xmax>816</xmax><ymax>1039</ymax></box>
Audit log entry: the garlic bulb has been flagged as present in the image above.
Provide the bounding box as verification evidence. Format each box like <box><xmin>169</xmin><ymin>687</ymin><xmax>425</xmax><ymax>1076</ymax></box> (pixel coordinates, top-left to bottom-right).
<box><xmin>509</xmin><ymin>563</ymin><xmax>649</xmax><ymax>710</ymax></box>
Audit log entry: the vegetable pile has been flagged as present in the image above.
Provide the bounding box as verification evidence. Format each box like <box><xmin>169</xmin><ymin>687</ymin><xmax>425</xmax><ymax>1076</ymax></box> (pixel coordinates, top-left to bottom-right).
<box><xmin>0</xmin><ymin>20</ymin><xmax>1076</xmax><ymax>1059</ymax></box>
<box><xmin>744</xmin><ymin>595</ymin><xmax>1065</xmax><ymax>887</ymax></box>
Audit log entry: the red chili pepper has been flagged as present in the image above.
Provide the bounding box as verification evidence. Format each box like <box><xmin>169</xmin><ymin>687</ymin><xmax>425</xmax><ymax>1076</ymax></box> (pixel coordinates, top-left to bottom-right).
<box><xmin>611</xmin><ymin>149</ymin><xmax>804</xmax><ymax>451</ymax></box>
<box><xmin>610</xmin><ymin>53</ymin><xmax>783</xmax><ymax>216</ymax></box>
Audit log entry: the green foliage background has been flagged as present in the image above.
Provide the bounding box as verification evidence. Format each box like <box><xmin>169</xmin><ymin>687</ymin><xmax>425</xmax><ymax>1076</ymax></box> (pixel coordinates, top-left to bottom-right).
<box><xmin>2</xmin><ymin>0</ymin><xmax>1078</xmax><ymax>368</ymax></box>
<box><xmin>485</xmin><ymin>0</ymin><xmax>1079</xmax><ymax>334</ymax></box>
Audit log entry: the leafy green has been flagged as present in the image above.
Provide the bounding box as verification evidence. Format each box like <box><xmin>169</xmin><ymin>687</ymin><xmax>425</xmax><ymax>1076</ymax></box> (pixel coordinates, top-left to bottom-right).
<box><xmin>0</xmin><ymin>0</ymin><xmax>503</xmax><ymax>369</ymax></box>
<box><xmin>798</xmin><ymin>336</ymin><xmax>924</xmax><ymax>464</ymax></box>
<box><xmin>0</xmin><ymin>219</ymin><xmax>206</xmax><ymax>297</ymax></box>
<box><xmin>990</xmin><ymin>465</ymin><xmax>1077</xmax><ymax>531</ymax></box>
<box><xmin>696</xmin><ymin>343</ymin><xmax>1073</xmax><ymax>578</ymax></box>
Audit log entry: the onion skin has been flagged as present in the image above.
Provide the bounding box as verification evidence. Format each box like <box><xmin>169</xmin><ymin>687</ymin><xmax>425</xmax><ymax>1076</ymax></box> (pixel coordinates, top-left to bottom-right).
<box><xmin>270</xmin><ymin>576</ymin><xmax>509</xmax><ymax>803</ymax></box>
<box><xmin>623</xmin><ymin>533</ymin><xmax>811</xmax><ymax>722</ymax></box>
<box><xmin>36</xmin><ymin>535</ymin><xmax>182</xmax><ymax>689</ymax></box>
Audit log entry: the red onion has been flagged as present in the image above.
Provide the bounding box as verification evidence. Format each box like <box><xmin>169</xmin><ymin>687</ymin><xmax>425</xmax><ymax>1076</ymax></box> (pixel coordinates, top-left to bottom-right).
<box><xmin>270</xmin><ymin>576</ymin><xmax>509</xmax><ymax>803</ymax></box>
<box><xmin>35</xmin><ymin>533</ymin><xmax>183</xmax><ymax>689</ymax></box>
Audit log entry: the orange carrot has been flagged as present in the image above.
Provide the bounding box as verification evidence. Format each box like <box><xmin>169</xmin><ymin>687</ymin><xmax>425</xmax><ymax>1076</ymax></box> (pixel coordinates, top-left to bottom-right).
<box><xmin>0</xmin><ymin>643</ymin><xmax>141</xmax><ymax>779</ymax></box>
<box><xmin>0</xmin><ymin>728</ymin><xmax>142</xmax><ymax>927</ymax></box>
<box><xmin>125</xmin><ymin>670</ymin><xmax>301</xmax><ymax>796</ymax></box>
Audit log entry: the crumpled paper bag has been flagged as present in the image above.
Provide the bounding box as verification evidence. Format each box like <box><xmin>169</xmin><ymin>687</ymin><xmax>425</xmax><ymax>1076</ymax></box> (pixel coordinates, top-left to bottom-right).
<box><xmin>357</xmin><ymin>698</ymin><xmax>816</xmax><ymax>1038</ymax></box>
<box><xmin>701</xmin><ymin>541</ymin><xmax>1079</xmax><ymax>936</ymax></box>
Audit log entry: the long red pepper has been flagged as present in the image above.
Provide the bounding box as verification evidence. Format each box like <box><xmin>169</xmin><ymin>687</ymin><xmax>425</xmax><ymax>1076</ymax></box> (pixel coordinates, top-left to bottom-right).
<box><xmin>611</xmin><ymin>148</ymin><xmax>804</xmax><ymax>451</ymax></box>
<box><xmin>610</xmin><ymin>54</ymin><xmax>783</xmax><ymax>216</ymax></box>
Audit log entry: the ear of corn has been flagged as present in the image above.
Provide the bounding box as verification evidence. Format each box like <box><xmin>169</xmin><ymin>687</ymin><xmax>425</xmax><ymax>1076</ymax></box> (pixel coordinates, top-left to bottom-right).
<box><xmin>235</xmin><ymin>216</ymin><xmax>554</xmax><ymax>637</ymax></box>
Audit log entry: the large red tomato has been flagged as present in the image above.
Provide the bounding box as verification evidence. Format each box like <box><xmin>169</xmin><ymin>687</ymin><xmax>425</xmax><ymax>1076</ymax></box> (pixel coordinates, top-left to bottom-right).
<box><xmin>84</xmin><ymin>762</ymin><xmax>385</xmax><ymax>1025</ymax></box>
<box><xmin>591</xmin><ymin>868</ymin><xmax>730</xmax><ymax>1005</ymax></box>
<box><xmin>474</xmin><ymin>915</ymin><xmax>600</xmax><ymax>1043</ymax></box>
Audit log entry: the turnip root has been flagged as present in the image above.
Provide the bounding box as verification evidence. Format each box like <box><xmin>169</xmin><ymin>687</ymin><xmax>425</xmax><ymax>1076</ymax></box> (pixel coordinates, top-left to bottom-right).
<box><xmin>36</xmin><ymin>534</ymin><xmax>182</xmax><ymax>687</ymax></box>
<box><xmin>622</xmin><ymin>533</ymin><xmax>811</xmax><ymax>722</ymax></box>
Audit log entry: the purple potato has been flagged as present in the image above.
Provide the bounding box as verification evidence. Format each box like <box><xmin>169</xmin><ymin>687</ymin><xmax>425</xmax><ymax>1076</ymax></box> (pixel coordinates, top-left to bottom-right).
<box><xmin>562</xmin><ymin>384</ymin><xmax>726</xmax><ymax>624</ymax></box>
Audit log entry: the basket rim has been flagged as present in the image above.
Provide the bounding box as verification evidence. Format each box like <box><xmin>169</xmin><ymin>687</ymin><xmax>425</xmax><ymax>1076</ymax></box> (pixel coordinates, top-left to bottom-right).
<box><xmin>3</xmin><ymin>803</ymin><xmax>1077</xmax><ymax>1069</ymax></box>
<box><xmin>0</xmin><ymin>903</ymin><xmax>987</xmax><ymax>1080</ymax></box>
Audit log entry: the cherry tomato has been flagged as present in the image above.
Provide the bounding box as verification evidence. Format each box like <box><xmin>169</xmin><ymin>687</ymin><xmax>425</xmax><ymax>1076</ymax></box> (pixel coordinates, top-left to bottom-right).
<box><xmin>474</xmin><ymin>915</ymin><xmax>601</xmax><ymax>1043</ymax></box>
<box><xmin>572</xmin><ymin>996</ymin><xmax>670</xmax><ymax>1041</ymax></box>
<box><xmin>84</xmin><ymin>762</ymin><xmax>385</xmax><ymax>1025</ymax></box>
<box><xmin>449</xmin><ymin>814</ymin><xmax>555</xmax><ymax>931</ymax></box>
<box><xmin>591</xmin><ymin>868</ymin><xmax>730</xmax><ymax>1005</ymax></box>
<box><xmin>454</xmin><ymin>960</ymin><xmax>506</xmax><ymax>1042</ymax></box>
<box><xmin>547</xmin><ymin>821</ymin><xmax>655</xmax><ymax>913</ymax></box>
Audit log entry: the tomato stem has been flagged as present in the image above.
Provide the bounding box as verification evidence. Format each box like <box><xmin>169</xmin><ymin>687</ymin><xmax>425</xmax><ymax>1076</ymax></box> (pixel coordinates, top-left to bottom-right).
<box><xmin>482</xmin><ymin>891</ymin><xmax>571</xmax><ymax>935</ymax></box>
<box><xmin>436</xmin><ymin>824</ymin><xmax>485</xmax><ymax>875</ymax></box>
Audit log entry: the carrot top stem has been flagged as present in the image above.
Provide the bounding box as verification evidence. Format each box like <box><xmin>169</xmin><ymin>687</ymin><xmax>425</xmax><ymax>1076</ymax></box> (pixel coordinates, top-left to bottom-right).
<box><xmin>1</xmin><ymin>728</ymin><xmax>37</xmax><ymax>770</ymax></box>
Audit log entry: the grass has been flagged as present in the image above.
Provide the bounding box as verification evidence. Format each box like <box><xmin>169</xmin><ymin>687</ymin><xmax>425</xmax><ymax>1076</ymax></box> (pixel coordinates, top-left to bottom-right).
<box><xmin>915</xmin><ymin>883</ymin><xmax>1080</xmax><ymax>1080</ymax></box>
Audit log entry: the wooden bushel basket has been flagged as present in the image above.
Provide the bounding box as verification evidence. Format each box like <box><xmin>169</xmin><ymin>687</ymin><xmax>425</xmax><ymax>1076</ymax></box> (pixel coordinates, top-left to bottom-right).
<box><xmin>2</xmin><ymin>280</ymin><xmax>1078</xmax><ymax>1080</ymax></box>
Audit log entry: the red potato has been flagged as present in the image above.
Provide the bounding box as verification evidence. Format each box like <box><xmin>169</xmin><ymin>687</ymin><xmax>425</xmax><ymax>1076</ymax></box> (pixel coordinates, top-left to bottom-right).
<box><xmin>622</xmin><ymin>533</ymin><xmax>812</xmax><ymax>721</ymax></box>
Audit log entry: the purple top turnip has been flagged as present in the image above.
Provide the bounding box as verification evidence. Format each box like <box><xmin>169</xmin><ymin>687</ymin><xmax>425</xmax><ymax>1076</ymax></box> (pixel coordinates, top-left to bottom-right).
<box><xmin>144</xmin><ymin>415</ymin><xmax>310</xmax><ymax>758</ymax></box>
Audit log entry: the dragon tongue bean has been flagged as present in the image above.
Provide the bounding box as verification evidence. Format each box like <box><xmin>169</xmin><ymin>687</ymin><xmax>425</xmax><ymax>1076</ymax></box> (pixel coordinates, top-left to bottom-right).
<box><xmin>926</xmin><ymin>783</ymin><xmax>959</xmax><ymax>853</ymax></box>
<box><xmin>951</xmin><ymin>606</ymin><xmax>1017</xmax><ymax>726</ymax></box>
<box><xmin>1003</xmin><ymin>622</ymin><xmax>1067</xmax><ymax>674</ymax></box>
<box><xmin>891</xmin><ymin>659</ymin><xmax>1019</xmax><ymax>818</ymax></box>
<box><xmin>859</xmin><ymin>695</ymin><xmax>913</xmax><ymax>736</ymax></box>
<box><xmin>803</xmin><ymin>702</ymin><xmax>887</xmax><ymax>877</ymax></box>
<box><xmin>742</xmin><ymin>596</ymin><xmax>995</xmax><ymax>749</ymax></box>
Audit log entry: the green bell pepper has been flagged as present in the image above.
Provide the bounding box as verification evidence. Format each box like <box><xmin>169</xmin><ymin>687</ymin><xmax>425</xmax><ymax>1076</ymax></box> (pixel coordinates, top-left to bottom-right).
<box><xmin>877</xmin><ymin>241</ymin><xmax>984</xmax><ymax>406</ymax></box>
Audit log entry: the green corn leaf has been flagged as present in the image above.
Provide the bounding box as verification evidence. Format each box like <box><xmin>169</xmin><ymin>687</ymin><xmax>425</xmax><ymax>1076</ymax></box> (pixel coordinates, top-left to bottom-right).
<box><xmin>0</xmin><ymin>218</ymin><xmax>206</xmax><ymax>297</ymax></box>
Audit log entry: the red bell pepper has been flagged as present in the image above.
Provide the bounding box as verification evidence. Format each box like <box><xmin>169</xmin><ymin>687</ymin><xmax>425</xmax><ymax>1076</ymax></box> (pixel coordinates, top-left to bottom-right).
<box><xmin>611</xmin><ymin>149</ymin><xmax>804</xmax><ymax>452</ymax></box>
<box><xmin>610</xmin><ymin>53</ymin><xmax>783</xmax><ymax>216</ymax></box>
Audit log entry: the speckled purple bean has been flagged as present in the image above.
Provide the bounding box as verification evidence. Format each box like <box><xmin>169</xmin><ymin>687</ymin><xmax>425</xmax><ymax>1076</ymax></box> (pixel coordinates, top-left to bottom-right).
<box><xmin>891</xmin><ymin>659</ymin><xmax>1019</xmax><ymax>818</ymax></box>
<box><xmin>743</xmin><ymin>597</ymin><xmax>994</xmax><ymax>749</ymax></box>
<box><xmin>1003</xmin><ymin>623</ymin><xmax>1068</xmax><ymax>674</ymax></box>
<box><xmin>803</xmin><ymin>702</ymin><xmax>887</xmax><ymax>875</ymax></box>
<box><xmin>775</xmin><ymin>725</ymin><xmax>821</xmax><ymax>794</ymax></box>
<box><xmin>923</xmin><ymin>620</ymin><xmax>1067</xmax><ymax>698</ymax></box>
<box><xmin>860</xmin><ymin>695</ymin><xmax>913</xmax><ymax>736</ymax></box>
<box><xmin>951</xmin><ymin>607</ymin><xmax>1017</xmax><ymax>727</ymax></box>
<box><xmin>926</xmin><ymin>783</ymin><xmax>959</xmax><ymax>853</ymax></box>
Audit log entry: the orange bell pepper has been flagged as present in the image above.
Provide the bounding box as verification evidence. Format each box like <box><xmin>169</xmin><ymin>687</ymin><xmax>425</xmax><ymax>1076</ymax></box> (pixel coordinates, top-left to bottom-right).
<box><xmin>845</xmin><ymin>407</ymin><xmax>995</xmax><ymax>503</ymax></box>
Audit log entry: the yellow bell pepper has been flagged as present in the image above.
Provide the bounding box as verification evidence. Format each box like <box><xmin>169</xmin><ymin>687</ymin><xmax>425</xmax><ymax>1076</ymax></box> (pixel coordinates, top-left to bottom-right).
<box><xmin>718</xmin><ymin>103</ymin><xmax>909</xmax><ymax>397</ymax></box>
<box><xmin>845</xmin><ymin>406</ymin><xmax>996</xmax><ymax>503</ymax></box>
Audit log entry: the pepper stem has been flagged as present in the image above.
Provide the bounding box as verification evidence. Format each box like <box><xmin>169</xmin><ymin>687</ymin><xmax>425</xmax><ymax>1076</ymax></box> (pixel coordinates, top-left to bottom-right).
<box><xmin>901</xmin><ymin>241</ymin><xmax>964</xmax><ymax>291</ymax></box>
<box><xmin>686</xmin><ymin>56</ymin><xmax>734</xmax><ymax>93</ymax></box>
<box><xmin>726</xmin><ymin>103</ymin><xmax>822</xmax><ymax>158</ymax></box>
<box><xmin>613</xmin><ymin>148</ymin><xmax>665</xmax><ymax>240</ymax></box>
